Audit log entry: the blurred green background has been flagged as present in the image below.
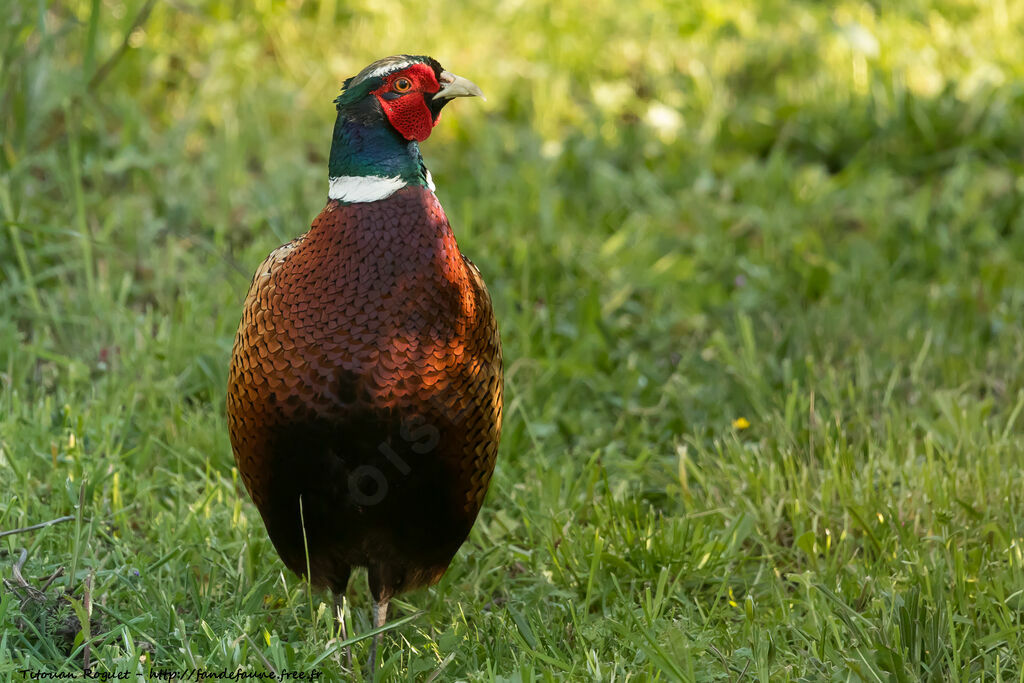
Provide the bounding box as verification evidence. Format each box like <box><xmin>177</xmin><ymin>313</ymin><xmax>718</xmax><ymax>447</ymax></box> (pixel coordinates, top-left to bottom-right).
<box><xmin>2</xmin><ymin>0</ymin><xmax>1024</xmax><ymax>679</ymax></box>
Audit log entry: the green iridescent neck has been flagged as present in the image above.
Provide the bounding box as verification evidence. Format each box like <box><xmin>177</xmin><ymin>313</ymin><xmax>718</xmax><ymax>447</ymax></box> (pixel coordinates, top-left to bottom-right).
<box><xmin>328</xmin><ymin>117</ymin><xmax>430</xmax><ymax>186</ymax></box>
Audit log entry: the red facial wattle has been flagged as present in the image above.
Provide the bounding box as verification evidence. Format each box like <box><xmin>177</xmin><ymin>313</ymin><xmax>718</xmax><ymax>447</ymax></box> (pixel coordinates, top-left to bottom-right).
<box><xmin>373</xmin><ymin>64</ymin><xmax>441</xmax><ymax>142</ymax></box>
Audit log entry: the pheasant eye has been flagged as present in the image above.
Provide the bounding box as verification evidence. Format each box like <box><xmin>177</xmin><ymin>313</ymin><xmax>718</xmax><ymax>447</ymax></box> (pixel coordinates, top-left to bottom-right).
<box><xmin>393</xmin><ymin>78</ymin><xmax>412</xmax><ymax>92</ymax></box>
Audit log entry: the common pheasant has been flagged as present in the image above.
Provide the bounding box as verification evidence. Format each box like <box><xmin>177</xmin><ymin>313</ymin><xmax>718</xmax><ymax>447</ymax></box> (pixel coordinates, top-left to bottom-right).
<box><xmin>226</xmin><ymin>55</ymin><xmax>502</xmax><ymax>667</ymax></box>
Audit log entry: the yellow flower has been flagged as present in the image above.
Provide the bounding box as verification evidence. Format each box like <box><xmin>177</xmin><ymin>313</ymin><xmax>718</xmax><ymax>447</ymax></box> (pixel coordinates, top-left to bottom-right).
<box><xmin>732</xmin><ymin>417</ymin><xmax>750</xmax><ymax>430</ymax></box>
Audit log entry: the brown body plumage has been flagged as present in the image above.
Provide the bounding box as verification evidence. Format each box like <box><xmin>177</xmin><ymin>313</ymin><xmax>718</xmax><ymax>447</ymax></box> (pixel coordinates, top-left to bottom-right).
<box><xmin>227</xmin><ymin>186</ymin><xmax>502</xmax><ymax>623</ymax></box>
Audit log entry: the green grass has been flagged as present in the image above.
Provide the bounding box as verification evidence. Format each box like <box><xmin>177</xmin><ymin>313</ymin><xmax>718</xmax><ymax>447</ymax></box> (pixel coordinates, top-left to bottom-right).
<box><xmin>2</xmin><ymin>0</ymin><xmax>1024</xmax><ymax>679</ymax></box>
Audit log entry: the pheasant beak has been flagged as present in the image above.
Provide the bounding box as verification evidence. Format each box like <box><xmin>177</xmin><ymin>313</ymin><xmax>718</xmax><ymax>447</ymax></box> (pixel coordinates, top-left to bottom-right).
<box><xmin>435</xmin><ymin>71</ymin><xmax>485</xmax><ymax>102</ymax></box>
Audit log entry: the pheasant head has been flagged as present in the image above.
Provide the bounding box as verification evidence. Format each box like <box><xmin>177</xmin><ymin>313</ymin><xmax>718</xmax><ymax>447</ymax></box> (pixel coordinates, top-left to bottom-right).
<box><xmin>328</xmin><ymin>54</ymin><xmax>484</xmax><ymax>202</ymax></box>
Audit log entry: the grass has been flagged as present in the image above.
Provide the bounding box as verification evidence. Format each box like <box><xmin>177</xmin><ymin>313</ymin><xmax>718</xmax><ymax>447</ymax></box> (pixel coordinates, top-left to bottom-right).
<box><xmin>2</xmin><ymin>0</ymin><xmax>1024</xmax><ymax>679</ymax></box>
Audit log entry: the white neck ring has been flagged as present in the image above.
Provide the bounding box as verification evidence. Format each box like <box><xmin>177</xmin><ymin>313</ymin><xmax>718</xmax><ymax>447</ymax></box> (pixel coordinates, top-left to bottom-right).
<box><xmin>328</xmin><ymin>175</ymin><xmax>407</xmax><ymax>202</ymax></box>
